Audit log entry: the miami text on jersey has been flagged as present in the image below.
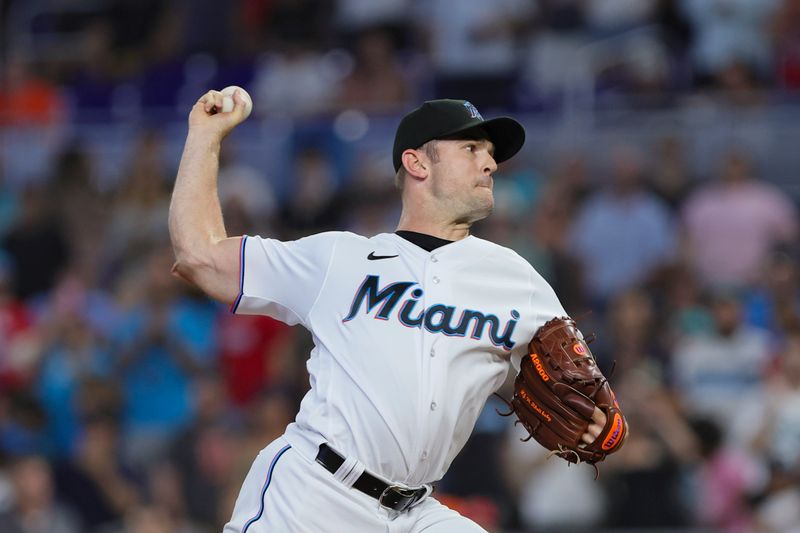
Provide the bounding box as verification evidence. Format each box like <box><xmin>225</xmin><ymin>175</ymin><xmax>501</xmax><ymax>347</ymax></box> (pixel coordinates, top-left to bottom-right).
<box><xmin>342</xmin><ymin>275</ymin><xmax>519</xmax><ymax>350</ymax></box>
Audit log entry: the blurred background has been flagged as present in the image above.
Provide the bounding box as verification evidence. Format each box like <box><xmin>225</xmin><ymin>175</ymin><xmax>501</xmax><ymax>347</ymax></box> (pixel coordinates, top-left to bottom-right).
<box><xmin>2</xmin><ymin>0</ymin><xmax>800</xmax><ymax>531</ymax></box>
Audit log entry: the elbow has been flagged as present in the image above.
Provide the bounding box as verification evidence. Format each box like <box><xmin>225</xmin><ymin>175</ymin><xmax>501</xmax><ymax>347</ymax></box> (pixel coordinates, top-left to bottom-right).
<box><xmin>170</xmin><ymin>257</ymin><xmax>195</xmax><ymax>285</ymax></box>
<box><xmin>170</xmin><ymin>248</ymin><xmax>209</xmax><ymax>286</ymax></box>
<box><xmin>169</xmin><ymin>243</ymin><xmax>240</xmax><ymax>306</ymax></box>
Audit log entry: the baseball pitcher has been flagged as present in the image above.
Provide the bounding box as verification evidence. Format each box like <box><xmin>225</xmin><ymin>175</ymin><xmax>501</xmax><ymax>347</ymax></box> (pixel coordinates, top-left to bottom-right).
<box><xmin>169</xmin><ymin>91</ymin><xmax>626</xmax><ymax>532</ymax></box>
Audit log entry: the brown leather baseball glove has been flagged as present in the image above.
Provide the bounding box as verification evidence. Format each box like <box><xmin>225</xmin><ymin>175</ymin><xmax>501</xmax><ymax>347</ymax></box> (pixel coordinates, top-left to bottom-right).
<box><xmin>499</xmin><ymin>317</ymin><xmax>627</xmax><ymax>467</ymax></box>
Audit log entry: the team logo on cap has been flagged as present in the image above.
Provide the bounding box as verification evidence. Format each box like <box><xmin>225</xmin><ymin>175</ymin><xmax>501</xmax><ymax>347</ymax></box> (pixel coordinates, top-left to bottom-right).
<box><xmin>463</xmin><ymin>101</ymin><xmax>482</xmax><ymax>120</ymax></box>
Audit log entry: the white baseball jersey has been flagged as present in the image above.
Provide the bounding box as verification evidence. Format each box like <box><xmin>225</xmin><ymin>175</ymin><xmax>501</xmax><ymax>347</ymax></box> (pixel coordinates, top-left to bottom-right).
<box><xmin>231</xmin><ymin>231</ymin><xmax>566</xmax><ymax>487</ymax></box>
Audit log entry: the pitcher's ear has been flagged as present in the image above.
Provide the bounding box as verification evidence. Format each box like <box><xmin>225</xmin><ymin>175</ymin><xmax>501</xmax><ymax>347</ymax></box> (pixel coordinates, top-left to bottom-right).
<box><xmin>402</xmin><ymin>149</ymin><xmax>428</xmax><ymax>179</ymax></box>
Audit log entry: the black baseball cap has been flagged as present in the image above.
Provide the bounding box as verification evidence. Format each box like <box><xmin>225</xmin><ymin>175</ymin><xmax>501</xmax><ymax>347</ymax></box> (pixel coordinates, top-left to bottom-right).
<box><xmin>392</xmin><ymin>99</ymin><xmax>525</xmax><ymax>172</ymax></box>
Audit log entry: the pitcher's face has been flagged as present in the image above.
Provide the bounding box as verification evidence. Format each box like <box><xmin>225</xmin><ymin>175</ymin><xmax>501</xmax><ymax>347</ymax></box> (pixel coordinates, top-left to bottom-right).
<box><xmin>428</xmin><ymin>136</ymin><xmax>497</xmax><ymax>224</ymax></box>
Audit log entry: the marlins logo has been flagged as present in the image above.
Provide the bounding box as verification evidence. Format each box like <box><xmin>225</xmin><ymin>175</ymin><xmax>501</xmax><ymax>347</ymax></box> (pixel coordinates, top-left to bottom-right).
<box><xmin>343</xmin><ymin>275</ymin><xmax>519</xmax><ymax>350</ymax></box>
<box><xmin>463</xmin><ymin>101</ymin><xmax>482</xmax><ymax>120</ymax></box>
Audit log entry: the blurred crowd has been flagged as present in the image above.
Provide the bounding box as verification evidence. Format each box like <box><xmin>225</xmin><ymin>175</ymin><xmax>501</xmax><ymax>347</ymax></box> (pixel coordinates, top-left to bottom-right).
<box><xmin>3</xmin><ymin>1</ymin><xmax>800</xmax><ymax>533</ymax></box>
<box><xmin>4</xmin><ymin>0</ymin><xmax>800</xmax><ymax>125</ymax></box>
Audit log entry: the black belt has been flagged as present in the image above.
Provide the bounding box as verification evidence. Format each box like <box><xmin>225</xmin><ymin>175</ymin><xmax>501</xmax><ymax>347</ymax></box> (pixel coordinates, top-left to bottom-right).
<box><xmin>315</xmin><ymin>443</ymin><xmax>428</xmax><ymax>512</ymax></box>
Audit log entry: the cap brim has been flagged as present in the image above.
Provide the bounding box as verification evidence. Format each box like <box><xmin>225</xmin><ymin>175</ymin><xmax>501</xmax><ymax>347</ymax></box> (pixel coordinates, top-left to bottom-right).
<box><xmin>437</xmin><ymin>117</ymin><xmax>525</xmax><ymax>166</ymax></box>
<box><xmin>481</xmin><ymin>117</ymin><xmax>526</xmax><ymax>165</ymax></box>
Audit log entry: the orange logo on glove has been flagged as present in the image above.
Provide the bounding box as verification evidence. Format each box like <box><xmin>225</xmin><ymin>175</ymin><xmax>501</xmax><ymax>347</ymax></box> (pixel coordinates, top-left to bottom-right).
<box><xmin>573</xmin><ymin>343</ymin><xmax>587</xmax><ymax>356</ymax></box>
<box><xmin>601</xmin><ymin>413</ymin><xmax>624</xmax><ymax>451</ymax></box>
<box><xmin>530</xmin><ymin>353</ymin><xmax>550</xmax><ymax>382</ymax></box>
<box><xmin>520</xmin><ymin>389</ymin><xmax>552</xmax><ymax>422</ymax></box>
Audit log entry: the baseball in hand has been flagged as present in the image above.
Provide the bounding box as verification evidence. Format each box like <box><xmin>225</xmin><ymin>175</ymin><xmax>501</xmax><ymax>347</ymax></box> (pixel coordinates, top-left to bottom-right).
<box><xmin>220</xmin><ymin>86</ymin><xmax>253</xmax><ymax>119</ymax></box>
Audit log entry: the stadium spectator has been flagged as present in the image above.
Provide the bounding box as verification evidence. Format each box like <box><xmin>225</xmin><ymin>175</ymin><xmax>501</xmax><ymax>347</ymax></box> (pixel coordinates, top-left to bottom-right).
<box><xmin>217</xmin><ymin>146</ymin><xmax>277</xmax><ymax>236</ymax></box>
<box><xmin>660</xmin><ymin>263</ymin><xmax>714</xmax><ymax>342</ymax></box>
<box><xmin>649</xmin><ymin>135</ymin><xmax>695</xmax><ymax>211</ymax></box>
<box><xmin>140</xmin><ymin>461</ymin><xmax>204</xmax><ymax>533</ymax></box>
<box><xmin>252</xmin><ymin>49</ymin><xmax>341</xmax><ymax>116</ymax></box>
<box><xmin>504</xmin><ymin>401</ymin><xmax>604</xmax><ymax>531</ymax></box>
<box><xmin>336</xmin><ymin>28</ymin><xmax>413</xmax><ymax>111</ymax></box>
<box><xmin>713</xmin><ymin>59</ymin><xmax>769</xmax><ymax>107</ymax></box>
<box><xmin>600</xmin><ymin>370</ymin><xmax>694</xmax><ymax>529</ymax></box>
<box><xmin>52</xmin><ymin>415</ymin><xmax>139</xmax><ymax>531</ymax></box>
<box><xmin>111</xmin><ymin>247</ymin><xmax>216</xmax><ymax>467</ymax></box>
<box><xmin>682</xmin><ymin>149</ymin><xmax>798</xmax><ymax>288</ymax></box>
<box><xmin>256</xmin><ymin>0</ymin><xmax>334</xmax><ymax>51</ymax></box>
<box><xmin>104</xmin><ymin>131</ymin><xmax>173</xmax><ymax>273</ymax></box>
<box><xmin>681</xmin><ymin>0</ymin><xmax>781</xmax><ymax>82</ymax></box>
<box><xmin>671</xmin><ymin>290</ymin><xmax>772</xmax><ymax>446</ymax></box>
<box><xmin>50</xmin><ymin>144</ymin><xmax>108</xmax><ymax>271</ymax></box>
<box><xmin>0</xmin><ymin>56</ymin><xmax>65</xmax><ymax>126</ymax></box>
<box><xmin>0</xmin><ymin>255</ymin><xmax>35</xmax><ymax>391</ymax></box>
<box><xmin>1</xmin><ymin>185</ymin><xmax>71</xmax><ymax>302</ymax></box>
<box><xmin>584</xmin><ymin>0</ymin><xmax>659</xmax><ymax>36</ymax></box>
<box><xmin>744</xmin><ymin>247</ymin><xmax>800</xmax><ymax>336</ymax></box>
<box><xmin>569</xmin><ymin>145</ymin><xmax>677</xmax><ymax>306</ymax></box>
<box><xmin>0</xmin><ymin>163</ymin><xmax>19</xmax><ymax>239</ymax></box>
<box><xmin>35</xmin><ymin>309</ymin><xmax>110</xmax><ymax>458</ymax></box>
<box><xmin>66</xmin><ymin>20</ymin><xmax>122</xmax><ymax>113</ymax></box>
<box><xmin>689</xmin><ymin>417</ymin><xmax>761</xmax><ymax>531</ymax></box>
<box><xmin>216</xmin><ymin>304</ymin><xmax>293</xmax><ymax>408</ymax></box>
<box><xmin>0</xmin><ymin>382</ymin><xmax>49</xmax><ymax>460</ymax></box>
<box><xmin>748</xmin><ymin>331</ymin><xmax>800</xmax><ymax>471</ymax></box>
<box><xmin>169</xmin><ymin>375</ymin><xmax>238</xmax><ymax>530</ymax></box>
<box><xmin>503</xmin><ymin>417</ymin><xmax>606</xmax><ymax>531</ymax></box>
<box><xmin>279</xmin><ymin>147</ymin><xmax>345</xmax><ymax>237</ymax></box>
<box><xmin>249</xmin><ymin>1</ymin><xmax>339</xmax><ymax>116</ymax></box>
<box><xmin>333</xmin><ymin>0</ymin><xmax>410</xmax><ymax>37</ymax></box>
<box><xmin>752</xmin><ymin>461</ymin><xmax>800</xmax><ymax>532</ymax></box>
<box><xmin>423</xmin><ymin>0</ymin><xmax>532</xmax><ymax>108</ymax></box>
<box><xmin>595</xmin><ymin>288</ymin><xmax>669</xmax><ymax>379</ymax></box>
<box><xmin>772</xmin><ymin>0</ymin><xmax>800</xmax><ymax>89</ymax></box>
<box><xmin>333</xmin><ymin>151</ymin><xmax>401</xmax><ymax>235</ymax></box>
<box><xmin>518</xmin><ymin>0</ymin><xmax>590</xmax><ymax>105</ymax></box>
<box><xmin>0</xmin><ymin>454</ymin><xmax>80</xmax><ymax>533</ymax></box>
<box><xmin>516</xmin><ymin>188</ymin><xmax>587</xmax><ymax>314</ymax></box>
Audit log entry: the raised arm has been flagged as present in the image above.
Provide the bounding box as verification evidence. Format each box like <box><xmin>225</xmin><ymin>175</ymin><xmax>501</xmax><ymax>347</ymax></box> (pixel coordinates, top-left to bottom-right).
<box><xmin>168</xmin><ymin>89</ymin><xmax>250</xmax><ymax>304</ymax></box>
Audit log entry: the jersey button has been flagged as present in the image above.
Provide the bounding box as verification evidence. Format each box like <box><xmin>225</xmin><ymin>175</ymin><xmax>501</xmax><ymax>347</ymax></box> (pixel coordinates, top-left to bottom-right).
<box><xmin>432</xmin><ymin>276</ymin><xmax>440</xmax><ymax>284</ymax></box>
<box><xmin>430</xmin><ymin>348</ymin><xmax>435</xmax><ymax>357</ymax></box>
<box><xmin>421</xmin><ymin>451</ymin><xmax>428</xmax><ymax>460</ymax></box>
<box><xmin>430</xmin><ymin>402</ymin><xmax>437</xmax><ymax>411</ymax></box>
<box><xmin>431</xmin><ymin>256</ymin><xmax>438</xmax><ymax>263</ymax></box>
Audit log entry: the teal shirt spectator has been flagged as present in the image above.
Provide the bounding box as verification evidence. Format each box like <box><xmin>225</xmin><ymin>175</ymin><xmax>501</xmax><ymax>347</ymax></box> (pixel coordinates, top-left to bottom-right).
<box><xmin>36</xmin><ymin>341</ymin><xmax>111</xmax><ymax>458</ymax></box>
<box><xmin>570</xmin><ymin>190</ymin><xmax>677</xmax><ymax>303</ymax></box>
<box><xmin>112</xmin><ymin>297</ymin><xmax>218</xmax><ymax>439</ymax></box>
<box><xmin>0</xmin><ymin>183</ymin><xmax>18</xmax><ymax>238</ymax></box>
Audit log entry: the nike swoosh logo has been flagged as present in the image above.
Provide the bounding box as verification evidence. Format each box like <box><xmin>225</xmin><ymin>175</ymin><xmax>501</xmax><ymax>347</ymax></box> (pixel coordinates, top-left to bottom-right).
<box><xmin>367</xmin><ymin>252</ymin><xmax>399</xmax><ymax>261</ymax></box>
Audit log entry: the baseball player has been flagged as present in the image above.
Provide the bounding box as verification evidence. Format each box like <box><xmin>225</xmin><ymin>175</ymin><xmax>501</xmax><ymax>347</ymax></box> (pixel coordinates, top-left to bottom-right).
<box><xmin>169</xmin><ymin>92</ymin><xmax>607</xmax><ymax>532</ymax></box>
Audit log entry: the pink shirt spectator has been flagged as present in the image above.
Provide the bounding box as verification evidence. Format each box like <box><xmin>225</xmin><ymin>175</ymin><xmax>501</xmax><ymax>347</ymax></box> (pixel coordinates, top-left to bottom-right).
<box><xmin>696</xmin><ymin>447</ymin><xmax>761</xmax><ymax>532</ymax></box>
<box><xmin>683</xmin><ymin>180</ymin><xmax>798</xmax><ymax>287</ymax></box>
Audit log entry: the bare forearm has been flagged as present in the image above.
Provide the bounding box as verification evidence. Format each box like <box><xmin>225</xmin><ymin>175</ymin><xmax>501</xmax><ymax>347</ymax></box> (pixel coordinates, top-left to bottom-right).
<box><xmin>167</xmin><ymin>90</ymin><xmax>251</xmax><ymax>303</ymax></box>
<box><xmin>169</xmin><ymin>130</ymin><xmax>226</xmax><ymax>259</ymax></box>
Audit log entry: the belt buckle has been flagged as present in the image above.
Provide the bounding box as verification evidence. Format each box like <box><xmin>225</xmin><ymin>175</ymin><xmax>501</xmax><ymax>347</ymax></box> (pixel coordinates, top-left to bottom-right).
<box><xmin>378</xmin><ymin>485</ymin><xmax>422</xmax><ymax>512</ymax></box>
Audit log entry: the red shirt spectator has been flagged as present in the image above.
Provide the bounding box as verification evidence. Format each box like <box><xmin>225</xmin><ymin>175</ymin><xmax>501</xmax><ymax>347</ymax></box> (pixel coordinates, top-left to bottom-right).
<box><xmin>217</xmin><ymin>312</ymin><xmax>292</xmax><ymax>406</ymax></box>
<box><xmin>0</xmin><ymin>58</ymin><xmax>65</xmax><ymax>126</ymax></box>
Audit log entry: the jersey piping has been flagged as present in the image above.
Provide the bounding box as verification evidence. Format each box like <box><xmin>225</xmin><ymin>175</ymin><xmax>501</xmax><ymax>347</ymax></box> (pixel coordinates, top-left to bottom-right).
<box><xmin>230</xmin><ymin>235</ymin><xmax>248</xmax><ymax>314</ymax></box>
<box><xmin>241</xmin><ymin>443</ymin><xmax>291</xmax><ymax>532</ymax></box>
